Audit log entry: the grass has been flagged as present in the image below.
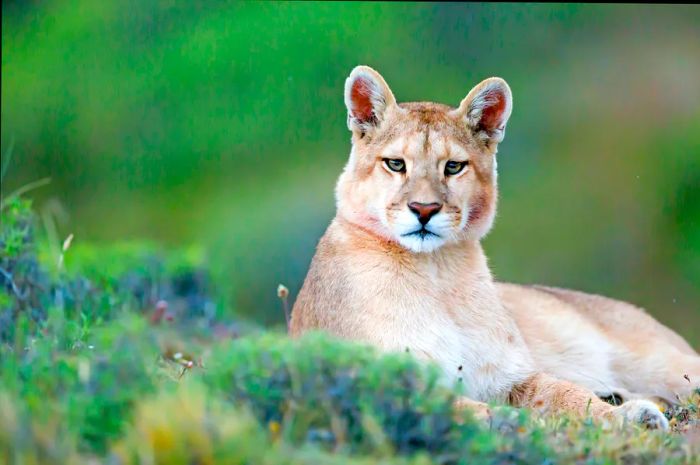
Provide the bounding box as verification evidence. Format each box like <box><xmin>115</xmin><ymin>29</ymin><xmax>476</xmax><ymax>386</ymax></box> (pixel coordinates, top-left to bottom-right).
<box><xmin>1</xmin><ymin>196</ymin><xmax>699</xmax><ymax>465</ymax></box>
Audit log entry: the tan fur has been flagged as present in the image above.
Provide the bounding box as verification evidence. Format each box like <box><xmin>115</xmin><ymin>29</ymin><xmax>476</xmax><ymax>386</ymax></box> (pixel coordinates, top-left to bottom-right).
<box><xmin>500</xmin><ymin>283</ymin><xmax>700</xmax><ymax>403</ymax></box>
<box><xmin>290</xmin><ymin>65</ymin><xmax>699</xmax><ymax>429</ymax></box>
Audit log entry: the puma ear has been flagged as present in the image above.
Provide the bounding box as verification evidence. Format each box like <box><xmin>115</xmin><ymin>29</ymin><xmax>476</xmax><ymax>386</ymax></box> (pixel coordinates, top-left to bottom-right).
<box><xmin>344</xmin><ymin>65</ymin><xmax>397</xmax><ymax>136</ymax></box>
<box><xmin>452</xmin><ymin>77</ymin><xmax>513</xmax><ymax>145</ymax></box>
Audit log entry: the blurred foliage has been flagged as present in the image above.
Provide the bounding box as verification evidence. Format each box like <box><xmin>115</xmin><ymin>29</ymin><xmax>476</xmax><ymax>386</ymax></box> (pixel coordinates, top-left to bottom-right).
<box><xmin>110</xmin><ymin>384</ymin><xmax>438</xmax><ymax>465</ymax></box>
<box><xmin>2</xmin><ymin>3</ymin><xmax>699</xmax><ymax>337</ymax></box>
<box><xmin>1</xmin><ymin>200</ymin><xmax>699</xmax><ymax>464</ymax></box>
<box><xmin>2</xmin><ymin>318</ymin><xmax>699</xmax><ymax>465</ymax></box>
<box><xmin>204</xmin><ymin>333</ymin><xmax>492</xmax><ymax>457</ymax></box>
<box><xmin>0</xmin><ymin>198</ymin><xmax>225</xmax><ymax>343</ymax></box>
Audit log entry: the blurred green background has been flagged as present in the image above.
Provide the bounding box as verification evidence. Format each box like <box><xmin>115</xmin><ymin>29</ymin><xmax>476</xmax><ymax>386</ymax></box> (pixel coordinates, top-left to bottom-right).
<box><xmin>2</xmin><ymin>2</ymin><xmax>699</xmax><ymax>341</ymax></box>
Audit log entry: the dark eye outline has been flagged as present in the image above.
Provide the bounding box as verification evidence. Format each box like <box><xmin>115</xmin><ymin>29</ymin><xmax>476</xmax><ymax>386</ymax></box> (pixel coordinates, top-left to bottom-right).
<box><xmin>445</xmin><ymin>160</ymin><xmax>468</xmax><ymax>176</ymax></box>
<box><xmin>383</xmin><ymin>158</ymin><xmax>406</xmax><ymax>173</ymax></box>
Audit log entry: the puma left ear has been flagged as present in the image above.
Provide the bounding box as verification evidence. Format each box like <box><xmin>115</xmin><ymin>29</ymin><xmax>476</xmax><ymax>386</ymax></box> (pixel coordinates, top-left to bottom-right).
<box><xmin>344</xmin><ymin>65</ymin><xmax>397</xmax><ymax>137</ymax></box>
<box><xmin>452</xmin><ymin>77</ymin><xmax>512</xmax><ymax>145</ymax></box>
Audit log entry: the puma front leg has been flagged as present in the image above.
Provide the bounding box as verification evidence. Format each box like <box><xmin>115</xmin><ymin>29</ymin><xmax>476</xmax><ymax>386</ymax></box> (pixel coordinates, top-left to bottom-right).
<box><xmin>509</xmin><ymin>373</ymin><xmax>668</xmax><ymax>430</ymax></box>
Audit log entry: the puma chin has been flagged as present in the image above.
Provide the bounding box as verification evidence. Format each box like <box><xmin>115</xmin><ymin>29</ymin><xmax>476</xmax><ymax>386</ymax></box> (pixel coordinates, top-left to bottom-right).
<box><xmin>394</xmin><ymin>218</ymin><xmax>448</xmax><ymax>253</ymax></box>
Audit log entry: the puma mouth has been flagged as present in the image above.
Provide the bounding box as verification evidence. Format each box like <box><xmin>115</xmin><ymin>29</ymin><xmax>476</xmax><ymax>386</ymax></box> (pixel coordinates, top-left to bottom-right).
<box><xmin>402</xmin><ymin>227</ymin><xmax>440</xmax><ymax>239</ymax></box>
<box><xmin>397</xmin><ymin>226</ymin><xmax>446</xmax><ymax>253</ymax></box>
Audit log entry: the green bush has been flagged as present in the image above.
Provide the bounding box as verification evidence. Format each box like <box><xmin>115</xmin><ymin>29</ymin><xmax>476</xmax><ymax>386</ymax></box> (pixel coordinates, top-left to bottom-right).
<box><xmin>3</xmin><ymin>322</ymin><xmax>700</xmax><ymax>464</ymax></box>
<box><xmin>203</xmin><ymin>332</ymin><xmax>545</xmax><ymax>463</ymax></box>
<box><xmin>110</xmin><ymin>382</ymin><xmax>437</xmax><ymax>465</ymax></box>
<box><xmin>0</xmin><ymin>197</ymin><xmax>224</xmax><ymax>343</ymax></box>
<box><xmin>0</xmin><ymin>197</ymin><xmax>51</xmax><ymax>341</ymax></box>
<box><xmin>2</xmin><ymin>316</ymin><xmax>158</xmax><ymax>453</ymax></box>
<box><xmin>1</xmin><ymin>197</ymin><xmax>699</xmax><ymax>465</ymax></box>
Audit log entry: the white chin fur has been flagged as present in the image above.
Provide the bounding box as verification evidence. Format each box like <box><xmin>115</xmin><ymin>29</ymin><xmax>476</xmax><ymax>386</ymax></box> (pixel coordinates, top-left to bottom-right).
<box><xmin>397</xmin><ymin>233</ymin><xmax>446</xmax><ymax>253</ymax></box>
<box><xmin>385</xmin><ymin>211</ymin><xmax>453</xmax><ymax>253</ymax></box>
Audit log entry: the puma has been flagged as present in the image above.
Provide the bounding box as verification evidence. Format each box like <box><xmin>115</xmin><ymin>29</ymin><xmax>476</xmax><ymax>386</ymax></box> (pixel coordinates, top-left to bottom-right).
<box><xmin>290</xmin><ymin>65</ymin><xmax>699</xmax><ymax>430</ymax></box>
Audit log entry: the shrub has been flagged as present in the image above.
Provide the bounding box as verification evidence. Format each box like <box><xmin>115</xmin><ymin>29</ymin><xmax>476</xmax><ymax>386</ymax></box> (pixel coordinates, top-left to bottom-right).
<box><xmin>111</xmin><ymin>382</ymin><xmax>437</xmax><ymax>465</ymax></box>
<box><xmin>0</xmin><ymin>196</ymin><xmax>224</xmax><ymax>344</ymax></box>
<box><xmin>203</xmin><ymin>332</ymin><xmax>551</xmax><ymax>464</ymax></box>
<box><xmin>1</xmin><ymin>196</ymin><xmax>698</xmax><ymax>465</ymax></box>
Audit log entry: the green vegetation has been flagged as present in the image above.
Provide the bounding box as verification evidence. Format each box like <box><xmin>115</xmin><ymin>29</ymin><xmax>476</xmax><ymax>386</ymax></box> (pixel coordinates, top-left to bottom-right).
<box><xmin>2</xmin><ymin>3</ymin><xmax>699</xmax><ymax>463</ymax></box>
<box><xmin>2</xmin><ymin>195</ymin><xmax>699</xmax><ymax>464</ymax></box>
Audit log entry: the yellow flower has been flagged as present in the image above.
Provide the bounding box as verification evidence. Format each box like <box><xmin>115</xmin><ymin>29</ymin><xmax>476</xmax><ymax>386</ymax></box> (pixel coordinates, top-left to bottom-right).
<box><xmin>268</xmin><ymin>420</ymin><xmax>281</xmax><ymax>439</ymax></box>
<box><xmin>148</xmin><ymin>426</ymin><xmax>176</xmax><ymax>451</ymax></box>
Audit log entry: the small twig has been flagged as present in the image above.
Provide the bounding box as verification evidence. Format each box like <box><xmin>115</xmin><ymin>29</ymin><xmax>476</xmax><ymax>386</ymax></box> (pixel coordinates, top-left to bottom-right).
<box><xmin>277</xmin><ymin>284</ymin><xmax>290</xmax><ymax>331</ymax></box>
<box><xmin>57</xmin><ymin>233</ymin><xmax>74</xmax><ymax>271</ymax></box>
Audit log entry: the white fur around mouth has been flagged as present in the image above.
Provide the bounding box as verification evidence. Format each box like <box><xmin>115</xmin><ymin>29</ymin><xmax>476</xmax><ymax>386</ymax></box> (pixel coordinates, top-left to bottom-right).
<box><xmin>397</xmin><ymin>227</ymin><xmax>446</xmax><ymax>253</ymax></box>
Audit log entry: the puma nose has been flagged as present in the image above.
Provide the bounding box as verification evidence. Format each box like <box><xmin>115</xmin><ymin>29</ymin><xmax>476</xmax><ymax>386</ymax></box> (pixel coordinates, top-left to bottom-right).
<box><xmin>408</xmin><ymin>202</ymin><xmax>443</xmax><ymax>225</ymax></box>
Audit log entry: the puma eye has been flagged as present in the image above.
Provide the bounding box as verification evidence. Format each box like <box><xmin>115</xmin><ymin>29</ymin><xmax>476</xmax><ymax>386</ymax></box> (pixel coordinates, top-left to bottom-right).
<box><xmin>383</xmin><ymin>158</ymin><xmax>406</xmax><ymax>173</ymax></box>
<box><xmin>445</xmin><ymin>160</ymin><xmax>468</xmax><ymax>176</ymax></box>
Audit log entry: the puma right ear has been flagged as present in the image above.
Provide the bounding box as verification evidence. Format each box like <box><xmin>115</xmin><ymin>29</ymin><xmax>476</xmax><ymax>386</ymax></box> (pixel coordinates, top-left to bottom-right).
<box><xmin>344</xmin><ymin>65</ymin><xmax>397</xmax><ymax>137</ymax></box>
<box><xmin>452</xmin><ymin>77</ymin><xmax>513</xmax><ymax>145</ymax></box>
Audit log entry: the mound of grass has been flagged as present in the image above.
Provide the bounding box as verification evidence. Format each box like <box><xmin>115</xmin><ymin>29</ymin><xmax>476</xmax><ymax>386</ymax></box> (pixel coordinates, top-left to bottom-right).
<box><xmin>0</xmin><ymin>196</ymin><xmax>228</xmax><ymax>344</ymax></box>
<box><xmin>1</xmin><ymin>197</ymin><xmax>699</xmax><ymax>465</ymax></box>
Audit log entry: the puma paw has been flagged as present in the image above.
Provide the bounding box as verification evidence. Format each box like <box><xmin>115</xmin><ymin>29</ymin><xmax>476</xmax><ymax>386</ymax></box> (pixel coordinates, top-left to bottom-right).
<box><xmin>612</xmin><ymin>399</ymin><xmax>669</xmax><ymax>430</ymax></box>
<box><xmin>453</xmin><ymin>397</ymin><xmax>492</xmax><ymax>422</ymax></box>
